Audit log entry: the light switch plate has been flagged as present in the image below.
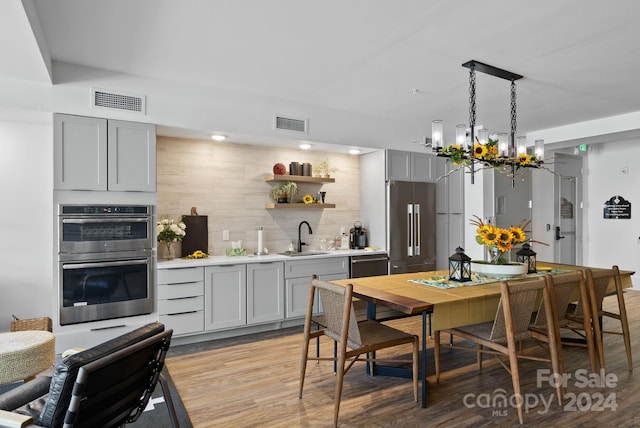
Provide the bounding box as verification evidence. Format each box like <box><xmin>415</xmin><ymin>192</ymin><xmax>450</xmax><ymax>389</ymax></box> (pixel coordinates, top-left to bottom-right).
<box><xmin>223</xmin><ymin>230</ymin><xmax>229</xmax><ymax>241</ymax></box>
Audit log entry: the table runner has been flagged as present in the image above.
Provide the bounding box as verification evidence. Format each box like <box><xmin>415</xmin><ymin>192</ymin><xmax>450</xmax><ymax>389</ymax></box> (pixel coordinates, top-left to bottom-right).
<box><xmin>409</xmin><ymin>267</ymin><xmax>572</xmax><ymax>289</ymax></box>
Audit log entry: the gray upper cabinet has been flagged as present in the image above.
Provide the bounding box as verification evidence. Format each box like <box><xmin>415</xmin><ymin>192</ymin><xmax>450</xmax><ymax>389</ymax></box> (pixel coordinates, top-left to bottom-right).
<box><xmin>54</xmin><ymin>113</ymin><xmax>156</xmax><ymax>192</ymax></box>
<box><xmin>54</xmin><ymin>114</ymin><xmax>107</xmax><ymax>190</ymax></box>
<box><xmin>386</xmin><ymin>149</ymin><xmax>433</xmax><ymax>182</ymax></box>
<box><xmin>107</xmin><ymin>120</ymin><xmax>156</xmax><ymax>191</ymax></box>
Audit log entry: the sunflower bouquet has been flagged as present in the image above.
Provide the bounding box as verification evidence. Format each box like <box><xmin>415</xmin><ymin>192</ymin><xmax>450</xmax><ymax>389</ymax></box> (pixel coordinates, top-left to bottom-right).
<box><xmin>439</xmin><ymin>134</ymin><xmax>540</xmax><ymax>169</ymax></box>
<box><xmin>470</xmin><ymin>215</ymin><xmax>529</xmax><ymax>264</ymax></box>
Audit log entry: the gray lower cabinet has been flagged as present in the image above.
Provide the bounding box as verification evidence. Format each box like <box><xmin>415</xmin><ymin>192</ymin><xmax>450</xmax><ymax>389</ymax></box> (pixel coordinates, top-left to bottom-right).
<box><xmin>158</xmin><ymin>257</ymin><xmax>345</xmax><ymax>337</ymax></box>
<box><xmin>247</xmin><ymin>262</ymin><xmax>285</xmax><ymax>324</ymax></box>
<box><xmin>284</xmin><ymin>257</ymin><xmax>349</xmax><ymax>319</ymax></box>
<box><xmin>204</xmin><ymin>264</ymin><xmax>247</xmax><ymax>330</ymax></box>
<box><xmin>204</xmin><ymin>261</ymin><xmax>285</xmax><ymax>331</ymax></box>
<box><xmin>157</xmin><ymin>267</ymin><xmax>205</xmax><ymax>336</ymax></box>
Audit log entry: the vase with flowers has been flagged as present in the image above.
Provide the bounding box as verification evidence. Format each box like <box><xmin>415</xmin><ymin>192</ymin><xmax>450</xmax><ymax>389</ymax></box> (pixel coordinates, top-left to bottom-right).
<box><xmin>157</xmin><ymin>218</ymin><xmax>187</xmax><ymax>260</ymax></box>
<box><xmin>469</xmin><ymin>215</ymin><xmax>545</xmax><ymax>278</ymax></box>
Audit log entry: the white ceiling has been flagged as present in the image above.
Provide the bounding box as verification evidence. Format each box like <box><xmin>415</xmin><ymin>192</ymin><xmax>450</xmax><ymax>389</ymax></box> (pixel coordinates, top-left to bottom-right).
<box><xmin>3</xmin><ymin>0</ymin><xmax>640</xmax><ymax>149</ymax></box>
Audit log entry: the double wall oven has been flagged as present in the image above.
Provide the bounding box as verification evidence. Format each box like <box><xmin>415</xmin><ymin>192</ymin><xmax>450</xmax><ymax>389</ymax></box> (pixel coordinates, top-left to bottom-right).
<box><xmin>58</xmin><ymin>205</ymin><xmax>154</xmax><ymax>325</ymax></box>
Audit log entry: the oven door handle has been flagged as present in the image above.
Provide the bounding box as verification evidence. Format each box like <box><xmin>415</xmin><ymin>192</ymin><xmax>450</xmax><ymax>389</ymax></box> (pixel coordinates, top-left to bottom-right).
<box><xmin>62</xmin><ymin>259</ymin><xmax>149</xmax><ymax>270</ymax></box>
<box><xmin>62</xmin><ymin>218</ymin><xmax>149</xmax><ymax>224</ymax></box>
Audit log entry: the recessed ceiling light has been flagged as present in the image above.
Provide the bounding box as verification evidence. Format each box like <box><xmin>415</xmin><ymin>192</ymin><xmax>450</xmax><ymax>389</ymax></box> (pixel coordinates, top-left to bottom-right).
<box><xmin>299</xmin><ymin>143</ymin><xmax>312</xmax><ymax>150</ymax></box>
<box><xmin>348</xmin><ymin>148</ymin><xmax>361</xmax><ymax>155</ymax></box>
<box><xmin>211</xmin><ymin>134</ymin><xmax>226</xmax><ymax>141</ymax></box>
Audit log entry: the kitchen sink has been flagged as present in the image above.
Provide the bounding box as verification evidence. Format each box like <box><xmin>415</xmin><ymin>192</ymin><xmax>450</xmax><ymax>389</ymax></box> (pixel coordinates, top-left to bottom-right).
<box><xmin>277</xmin><ymin>251</ymin><xmax>328</xmax><ymax>257</ymax></box>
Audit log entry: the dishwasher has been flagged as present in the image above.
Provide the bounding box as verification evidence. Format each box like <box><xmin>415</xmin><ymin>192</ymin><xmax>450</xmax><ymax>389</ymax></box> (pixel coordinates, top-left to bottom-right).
<box><xmin>349</xmin><ymin>253</ymin><xmax>406</xmax><ymax>322</ymax></box>
<box><xmin>349</xmin><ymin>254</ymin><xmax>389</xmax><ymax>278</ymax></box>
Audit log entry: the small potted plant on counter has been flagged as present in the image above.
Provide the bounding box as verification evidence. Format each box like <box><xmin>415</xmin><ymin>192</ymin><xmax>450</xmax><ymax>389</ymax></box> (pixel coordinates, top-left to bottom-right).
<box><xmin>269</xmin><ymin>181</ymin><xmax>298</xmax><ymax>203</ymax></box>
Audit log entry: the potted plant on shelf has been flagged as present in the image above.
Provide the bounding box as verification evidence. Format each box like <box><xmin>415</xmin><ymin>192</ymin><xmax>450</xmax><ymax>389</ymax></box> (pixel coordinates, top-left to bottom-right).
<box><xmin>269</xmin><ymin>181</ymin><xmax>298</xmax><ymax>203</ymax></box>
<box><xmin>313</xmin><ymin>158</ymin><xmax>337</xmax><ymax>178</ymax></box>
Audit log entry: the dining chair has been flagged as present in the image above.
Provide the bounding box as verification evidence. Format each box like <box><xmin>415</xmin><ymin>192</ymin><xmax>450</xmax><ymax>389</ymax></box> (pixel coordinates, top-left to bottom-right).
<box><xmin>434</xmin><ymin>276</ymin><xmax>562</xmax><ymax>425</ymax></box>
<box><xmin>584</xmin><ymin>266</ymin><xmax>632</xmax><ymax>371</ymax></box>
<box><xmin>529</xmin><ymin>271</ymin><xmax>600</xmax><ymax>373</ymax></box>
<box><xmin>299</xmin><ymin>275</ymin><xmax>419</xmax><ymax>427</ymax></box>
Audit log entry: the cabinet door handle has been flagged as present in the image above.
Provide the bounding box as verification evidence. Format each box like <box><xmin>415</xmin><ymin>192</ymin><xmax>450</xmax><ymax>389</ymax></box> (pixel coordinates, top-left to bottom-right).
<box><xmin>351</xmin><ymin>257</ymin><xmax>388</xmax><ymax>264</ymax></box>
<box><xmin>414</xmin><ymin>203</ymin><xmax>421</xmax><ymax>256</ymax></box>
<box><xmin>167</xmin><ymin>296</ymin><xmax>199</xmax><ymax>301</ymax></box>
<box><xmin>90</xmin><ymin>324</ymin><xmax>126</xmax><ymax>331</ymax></box>
<box><xmin>407</xmin><ymin>204</ymin><xmax>414</xmax><ymax>256</ymax></box>
<box><xmin>167</xmin><ymin>311</ymin><xmax>198</xmax><ymax>316</ymax></box>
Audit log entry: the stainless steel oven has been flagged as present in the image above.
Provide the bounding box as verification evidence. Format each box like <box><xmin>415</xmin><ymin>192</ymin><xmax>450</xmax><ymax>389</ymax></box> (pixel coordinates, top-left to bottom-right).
<box><xmin>59</xmin><ymin>205</ymin><xmax>153</xmax><ymax>254</ymax></box>
<box><xmin>58</xmin><ymin>205</ymin><xmax>155</xmax><ymax>326</ymax></box>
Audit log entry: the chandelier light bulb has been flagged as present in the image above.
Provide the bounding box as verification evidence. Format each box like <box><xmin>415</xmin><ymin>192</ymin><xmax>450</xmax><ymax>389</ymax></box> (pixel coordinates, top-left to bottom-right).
<box><xmin>516</xmin><ymin>136</ymin><xmax>527</xmax><ymax>156</ymax></box>
<box><xmin>535</xmin><ymin>139</ymin><xmax>545</xmax><ymax>160</ymax></box>
<box><xmin>498</xmin><ymin>133</ymin><xmax>509</xmax><ymax>157</ymax></box>
<box><xmin>431</xmin><ymin>120</ymin><xmax>443</xmax><ymax>150</ymax></box>
<box><xmin>477</xmin><ymin>128</ymin><xmax>489</xmax><ymax>146</ymax></box>
<box><xmin>456</xmin><ymin>124</ymin><xmax>467</xmax><ymax>148</ymax></box>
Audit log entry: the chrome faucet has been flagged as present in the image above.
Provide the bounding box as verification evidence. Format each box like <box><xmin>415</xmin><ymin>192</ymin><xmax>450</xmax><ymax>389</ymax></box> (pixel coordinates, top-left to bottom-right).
<box><xmin>297</xmin><ymin>221</ymin><xmax>313</xmax><ymax>252</ymax></box>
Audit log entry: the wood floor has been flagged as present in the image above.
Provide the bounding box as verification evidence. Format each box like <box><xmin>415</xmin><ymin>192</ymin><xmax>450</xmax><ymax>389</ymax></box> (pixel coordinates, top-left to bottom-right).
<box><xmin>165</xmin><ymin>290</ymin><xmax>640</xmax><ymax>427</ymax></box>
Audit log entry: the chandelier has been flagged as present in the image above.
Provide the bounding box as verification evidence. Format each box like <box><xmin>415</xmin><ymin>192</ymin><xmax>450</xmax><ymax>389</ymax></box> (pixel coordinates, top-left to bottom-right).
<box><xmin>429</xmin><ymin>60</ymin><xmax>544</xmax><ymax>184</ymax></box>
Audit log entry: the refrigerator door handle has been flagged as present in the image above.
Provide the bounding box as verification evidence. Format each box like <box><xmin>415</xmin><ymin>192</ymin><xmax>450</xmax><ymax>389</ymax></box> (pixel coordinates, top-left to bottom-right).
<box><xmin>407</xmin><ymin>204</ymin><xmax>414</xmax><ymax>256</ymax></box>
<box><xmin>414</xmin><ymin>203</ymin><xmax>421</xmax><ymax>256</ymax></box>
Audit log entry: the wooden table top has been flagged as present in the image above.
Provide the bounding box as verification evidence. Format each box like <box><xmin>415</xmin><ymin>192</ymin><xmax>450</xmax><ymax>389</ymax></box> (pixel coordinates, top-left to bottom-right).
<box><xmin>331</xmin><ymin>262</ymin><xmax>634</xmax><ymax>330</ymax></box>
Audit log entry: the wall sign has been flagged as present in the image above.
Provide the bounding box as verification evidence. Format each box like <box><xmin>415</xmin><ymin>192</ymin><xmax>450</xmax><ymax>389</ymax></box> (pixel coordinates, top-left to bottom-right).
<box><xmin>603</xmin><ymin>195</ymin><xmax>631</xmax><ymax>219</ymax></box>
<box><xmin>561</xmin><ymin>197</ymin><xmax>574</xmax><ymax>219</ymax></box>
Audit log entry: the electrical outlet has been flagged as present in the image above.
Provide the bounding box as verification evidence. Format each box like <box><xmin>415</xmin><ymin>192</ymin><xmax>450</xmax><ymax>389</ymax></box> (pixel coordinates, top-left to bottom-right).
<box><xmin>223</xmin><ymin>230</ymin><xmax>229</xmax><ymax>241</ymax></box>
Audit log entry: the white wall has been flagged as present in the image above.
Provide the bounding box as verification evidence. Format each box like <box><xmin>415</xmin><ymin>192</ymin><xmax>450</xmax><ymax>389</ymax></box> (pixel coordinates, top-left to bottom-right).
<box><xmin>583</xmin><ymin>139</ymin><xmax>640</xmax><ymax>282</ymax></box>
<box><xmin>156</xmin><ymin>136</ymin><xmax>361</xmax><ymax>256</ymax></box>
<box><xmin>0</xmin><ymin>108</ymin><xmax>53</xmax><ymax>330</ymax></box>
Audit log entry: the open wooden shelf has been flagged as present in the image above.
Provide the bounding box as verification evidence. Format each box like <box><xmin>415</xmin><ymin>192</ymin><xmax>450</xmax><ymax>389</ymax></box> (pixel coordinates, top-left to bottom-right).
<box><xmin>265</xmin><ymin>203</ymin><xmax>336</xmax><ymax>209</ymax></box>
<box><xmin>264</xmin><ymin>174</ymin><xmax>335</xmax><ymax>184</ymax></box>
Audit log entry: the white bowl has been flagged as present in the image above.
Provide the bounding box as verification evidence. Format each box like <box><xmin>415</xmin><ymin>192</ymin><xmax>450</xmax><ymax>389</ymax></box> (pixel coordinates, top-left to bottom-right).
<box><xmin>471</xmin><ymin>261</ymin><xmax>528</xmax><ymax>279</ymax></box>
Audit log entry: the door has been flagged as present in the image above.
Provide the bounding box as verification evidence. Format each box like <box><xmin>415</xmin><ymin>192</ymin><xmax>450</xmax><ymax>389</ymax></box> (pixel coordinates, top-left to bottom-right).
<box><xmin>108</xmin><ymin>120</ymin><xmax>156</xmax><ymax>192</ymax></box>
<box><xmin>553</xmin><ymin>153</ymin><xmax>582</xmax><ymax>265</ymax></box>
<box><xmin>247</xmin><ymin>262</ymin><xmax>284</xmax><ymax>324</ymax></box>
<box><xmin>204</xmin><ymin>264</ymin><xmax>246</xmax><ymax>330</ymax></box>
<box><xmin>388</xmin><ymin>181</ymin><xmax>413</xmax><ymax>263</ymax></box>
<box><xmin>54</xmin><ymin>114</ymin><xmax>108</xmax><ymax>190</ymax></box>
<box><xmin>388</xmin><ymin>181</ymin><xmax>436</xmax><ymax>274</ymax></box>
<box><xmin>413</xmin><ymin>181</ymin><xmax>437</xmax><ymax>265</ymax></box>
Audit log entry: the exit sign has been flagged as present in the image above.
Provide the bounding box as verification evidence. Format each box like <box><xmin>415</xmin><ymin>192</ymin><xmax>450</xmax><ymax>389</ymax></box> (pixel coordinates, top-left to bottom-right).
<box><xmin>579</xmin><ymin>144</ymin><xmax>588</xmax><ymax>152</ymax></box>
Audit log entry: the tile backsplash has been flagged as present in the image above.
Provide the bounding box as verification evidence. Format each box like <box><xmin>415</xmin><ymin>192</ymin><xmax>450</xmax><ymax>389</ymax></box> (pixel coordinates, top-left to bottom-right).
<box><xmin>157</xmin><ymin>137</ymin><xmax>361</xmax><ymax>257</ymax></box>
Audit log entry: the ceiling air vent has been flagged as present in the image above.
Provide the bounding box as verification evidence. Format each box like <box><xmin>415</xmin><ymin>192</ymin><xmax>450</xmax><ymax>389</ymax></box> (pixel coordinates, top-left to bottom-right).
<box><xmin>91</xmin><ymin>88</ymin><xmax>146</xmax><ymax>114</ymax></box>
<box><xmin>274</xmin><ymin>114</ymin><xmax>308</xmax><ymax>134</ymax></box>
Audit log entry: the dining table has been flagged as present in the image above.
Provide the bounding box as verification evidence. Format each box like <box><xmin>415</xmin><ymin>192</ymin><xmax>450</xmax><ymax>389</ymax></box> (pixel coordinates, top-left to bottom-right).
<box><xmin>329</xmin><ymin>262</ymin><xmax>634</xmax><ymax>408</ymax></box>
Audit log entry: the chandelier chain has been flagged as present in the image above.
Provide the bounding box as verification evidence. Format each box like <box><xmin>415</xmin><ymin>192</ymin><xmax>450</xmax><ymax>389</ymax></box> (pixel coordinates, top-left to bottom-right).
<box><xmin>469</xmin><ymin>68</ymin><xmax>476</xmax><ymax>127</ymax></box>
<box><xmin>510</xmin><ymin>80</ymin><xmax>517</xmax><ymax>136</ymax></box>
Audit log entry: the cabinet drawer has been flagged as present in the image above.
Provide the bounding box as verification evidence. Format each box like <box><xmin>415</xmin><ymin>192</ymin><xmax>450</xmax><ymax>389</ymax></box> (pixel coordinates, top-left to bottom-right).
<box><xmin>158</xmin><ymin>267</ymin><xmax>203</xmax><ymax>284</ymax></box>
<box><xmin>284</xmin><ymin>257</ymin><xmax>349</xmax><ymax>279</ymax></box>
<box><xmin>157</xmin><ymin>281</ymin><xmax>204</xmax><ymax>300</ymax></box>
<box><xmin>159</xmin><ymin>311</ymin><xmax>204</xmax><ymax>336</ymax></box>
<box><xmin>158</xmin><ymin>295</ymin><xmax>204</xmax><ymax>315</ymax></box>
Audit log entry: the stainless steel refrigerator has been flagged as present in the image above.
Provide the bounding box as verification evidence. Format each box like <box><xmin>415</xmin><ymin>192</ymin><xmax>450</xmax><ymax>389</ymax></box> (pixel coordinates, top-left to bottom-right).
<box><xmin>387</xmin><ymin>180</ymin><xmax>437</xmax><ymax>274</ymax></box>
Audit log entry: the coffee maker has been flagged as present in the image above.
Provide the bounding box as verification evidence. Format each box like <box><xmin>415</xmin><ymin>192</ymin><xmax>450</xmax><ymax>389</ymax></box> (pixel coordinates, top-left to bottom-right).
<box><xmin>349</xmin><ymin>221</ymin><xmax>368</xmax><ymax>249</ymax></box>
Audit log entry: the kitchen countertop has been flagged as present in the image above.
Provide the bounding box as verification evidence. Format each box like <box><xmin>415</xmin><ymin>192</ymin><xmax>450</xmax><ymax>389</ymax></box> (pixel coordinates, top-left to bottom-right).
<box><xmin>157</xmin><ymin>249</ymin><xmax>387</xmax><ymax>269</ymax></box>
